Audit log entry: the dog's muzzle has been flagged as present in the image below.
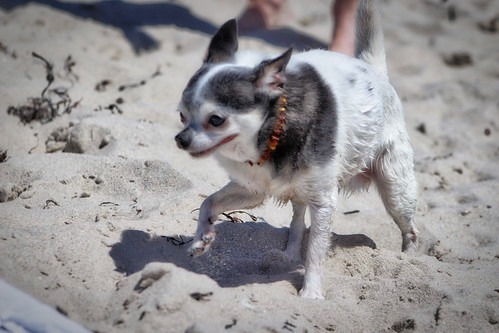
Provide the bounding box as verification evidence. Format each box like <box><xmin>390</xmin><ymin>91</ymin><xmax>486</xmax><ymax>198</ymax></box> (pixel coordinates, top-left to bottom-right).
<box><xmin>175</xmin><ymin>129</ymin><xmax>192</xmax><ymax>149</ymax></box>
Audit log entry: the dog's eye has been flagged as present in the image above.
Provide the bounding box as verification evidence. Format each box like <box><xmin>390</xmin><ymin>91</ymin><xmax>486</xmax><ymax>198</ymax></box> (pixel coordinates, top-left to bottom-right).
<box><xmin>180</xmin><ymin>112</ymin><xmax>186</xmax><ymax>124</ymax></box>
<box><xmin>208</xmin><ymin>115</ymin><xmax>225</xmax><ymax>127</ymax></box>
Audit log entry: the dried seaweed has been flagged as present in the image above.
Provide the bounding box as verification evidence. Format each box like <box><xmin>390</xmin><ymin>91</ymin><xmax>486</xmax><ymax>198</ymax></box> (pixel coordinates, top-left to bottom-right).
<box><xmin>478</xmin><ymin>15</ymin><xmax>499</xmax><ymax>33</ymax></box>
<box><xmin>0</xmin><ymin>41</ymin><xmax>17</xmax><ymax>59</ymax></box>
<box><xmin>7</xmin><ymin>52</ymin><xmax>81</xmax><ymax>124</ymax></box>
<box><xmin>391</xmin><ymin>318</ymin><xmax>416</xmax><ymax>332</ymax></box>
<box><xmin>118</xmin><ymin>66</ymin><xmax>161</xmax><ymax>92</ymax></box>
<box><xmin>222</xmin><ymin>210</ymin><xmax>258</xmax><ymax>223</ymax></box>
<box><xmin>443</xmin><ymin>52</ymin><xmax>473</xmax><ymax>67</ymax></box>
<box><xmin>43</xmin><ymin>199</ymin><xmax>60</xmax><ymax>209</ymax></box>
<box><xmin>190</xmin><ymin>208</ymin><xmax>258</xmax><ymax>223</ymax></box>
<box><xmin>94</xmin><ymin>103</ymin><xmax>123</xmax><ymax>114</ymax></box>
<box><xmin>0</xmin><ymin>150</ymin><xmax>8</xmax><ymax>163</ymax></box>
<box><xmin>63</xmin><ymin>55</ymin><xmax>79</xmax><ymax>83</ymax></box>
<box><xmin>224</xmin><ymin>319</ymin><xmax>237</xmax><ymax>329</ymax></box>
<box><xmin>163</xmin><ymin>235</ymin><xmax>192</xmax><ymax>246</ymax></box>
<box><xmin>95</xmin><ymin>79</ymin><xmax>111</xmax><ymax>92</ymax></box>
<box><xmin>190</xmin><ymin>291</ymin><xmax>213</xmax><ymax>301</ymax></box>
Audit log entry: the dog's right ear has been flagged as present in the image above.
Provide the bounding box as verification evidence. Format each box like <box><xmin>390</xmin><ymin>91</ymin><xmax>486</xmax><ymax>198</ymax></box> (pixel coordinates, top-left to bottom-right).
<box><xmin>253</xmin><ymin>48</ymin><xmax>293</xmax><ymax>96</ymax></box>
<box><xmin>204</xmin><ymin>19</ymin><xmax>238</xmax><ymax>64</ymax></box>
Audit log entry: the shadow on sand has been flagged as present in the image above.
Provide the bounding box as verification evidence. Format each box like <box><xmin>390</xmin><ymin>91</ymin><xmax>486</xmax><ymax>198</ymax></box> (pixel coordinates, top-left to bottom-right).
<box><xmin>1</xmin><ymin>0</ymin><xmax>327</xmax><ymax>53</ymax></box>
<box><xmin>109</xmin><ymin>220</ymin><xmax>376</xmax><ymax>290</ymax></box>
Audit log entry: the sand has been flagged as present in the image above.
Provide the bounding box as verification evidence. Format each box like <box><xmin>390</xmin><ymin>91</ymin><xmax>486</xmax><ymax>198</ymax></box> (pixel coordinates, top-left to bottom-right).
<box><xmin>0</xmin><ymin>0</ymin><xmax>498</xmax><ymax>332</ymax></box>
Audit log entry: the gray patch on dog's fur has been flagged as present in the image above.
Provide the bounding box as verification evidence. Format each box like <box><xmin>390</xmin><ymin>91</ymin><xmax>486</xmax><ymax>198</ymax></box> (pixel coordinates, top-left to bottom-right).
<box><xmin>181</xmin><ymin>66</ymin><xmax>264</xmax><ymax>113</ymax></box>
<box><xmin>258</xmin><ymin>63</ymin><xmax>338</xmax><ymax>172</ymax></box>
<box><xmin>203</xmin><ymin>68</ymin><xmax>258</xmax><ymax>111</ymax></box>
<box><xmin>348</xmin><ymin>75</ymin><xmax>357</xmax><ymax>86</ymax></box>
<box><xmin>181</xmin><ymin>66</ymin><xmax>211</xmax><ymax>111</ymax></box>
<box><xmin>366</xmin><ymin>81</ymin><xmax>374</xmax><ymax>96</ymax></box>
<box><xmin>356</xmin><ymin>65</ymin><xmax>368</xmax><ymax>74</ymax></box>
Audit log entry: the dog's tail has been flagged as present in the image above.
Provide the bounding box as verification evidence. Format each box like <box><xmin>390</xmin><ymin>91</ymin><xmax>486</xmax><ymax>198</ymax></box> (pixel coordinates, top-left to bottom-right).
<box><xmin>354</xmin><ymin>0</ymin><xmax>387</xmax><ymax>77</ymax></box>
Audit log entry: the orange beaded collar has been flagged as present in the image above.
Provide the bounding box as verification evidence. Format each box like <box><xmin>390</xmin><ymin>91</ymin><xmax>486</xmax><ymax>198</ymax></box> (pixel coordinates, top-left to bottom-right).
<box><xmin>248</xmin><ymin>94</ymin><xmax>287</xmax><ymax>166</ymax></box>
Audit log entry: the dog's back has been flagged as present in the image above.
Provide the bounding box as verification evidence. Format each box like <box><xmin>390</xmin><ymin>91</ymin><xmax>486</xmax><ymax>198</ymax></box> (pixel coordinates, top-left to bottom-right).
<box><xmin>286</xmin><ymin>0</ymin><xmax>409</xmax><ymax>195</ymax></box>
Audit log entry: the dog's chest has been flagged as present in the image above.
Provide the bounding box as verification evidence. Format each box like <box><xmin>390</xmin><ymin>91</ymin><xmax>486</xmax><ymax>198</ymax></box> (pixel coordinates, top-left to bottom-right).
<box><xmin>220</xmin><ymin>158</ymin><xmax>303</xmax><ymax>202</ymax></box>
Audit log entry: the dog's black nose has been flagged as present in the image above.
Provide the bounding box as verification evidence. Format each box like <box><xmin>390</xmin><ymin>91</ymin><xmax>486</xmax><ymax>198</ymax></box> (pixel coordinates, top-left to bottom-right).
<box><xmin>175</xmin><ymin>130</ymin><xmax>191</xmax><ymax>149</ymax></box>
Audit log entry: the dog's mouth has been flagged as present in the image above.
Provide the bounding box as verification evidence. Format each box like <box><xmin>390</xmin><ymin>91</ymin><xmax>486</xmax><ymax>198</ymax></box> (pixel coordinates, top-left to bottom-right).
<box><xmin>190</xmin><ymin>134</ymin><xmax>238</xmax><ymax>158</ymax></box>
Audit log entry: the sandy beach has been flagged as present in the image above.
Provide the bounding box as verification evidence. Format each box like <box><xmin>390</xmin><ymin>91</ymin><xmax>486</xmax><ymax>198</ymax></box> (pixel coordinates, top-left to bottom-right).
<box><xmin>0</xmin><ymin>0</ymin><xmax>498</xmax><ymax>332</ymax></box>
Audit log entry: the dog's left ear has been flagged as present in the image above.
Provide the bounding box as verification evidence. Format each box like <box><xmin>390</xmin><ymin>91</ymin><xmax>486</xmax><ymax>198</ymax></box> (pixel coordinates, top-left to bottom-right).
<box><xmin>204</xmin><ymin>19</ymin><xmax>238</xmax><ymax>64</ymax></box>
<box><xmin>254</xmin><ymin>48</ymin><xmax>293</xmax><ymax>96</ymax></box>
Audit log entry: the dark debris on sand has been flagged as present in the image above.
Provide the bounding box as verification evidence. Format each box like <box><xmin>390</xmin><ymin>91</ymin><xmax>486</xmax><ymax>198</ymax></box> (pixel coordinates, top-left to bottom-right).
<box><xmin>6</xmin><ymin>52</ymin><xmax>81</xmax><ymax>124</ymax></box>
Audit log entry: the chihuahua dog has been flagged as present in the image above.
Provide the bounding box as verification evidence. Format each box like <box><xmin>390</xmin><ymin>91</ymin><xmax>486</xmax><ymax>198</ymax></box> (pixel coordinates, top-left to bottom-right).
<box><xmin>175</xmin><ymin>0</ymin><xmax>418</xmax><ymax>299</ymax></box>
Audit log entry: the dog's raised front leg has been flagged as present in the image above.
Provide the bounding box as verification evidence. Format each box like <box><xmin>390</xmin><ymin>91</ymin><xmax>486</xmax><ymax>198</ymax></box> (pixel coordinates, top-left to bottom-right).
<box><xmin>284</xmin><ymin>201</ymin><xmax>306</xmax><ymax>261</ymax></box>
<box><xmin>190</xmin><ymin>181</ymin><xmax>265</xmax><ymax>256</ymax></box>
<box><xmin>299</xmin><ymin>198</ymin><xmax>335</xmax><ymax>299</ymax></box>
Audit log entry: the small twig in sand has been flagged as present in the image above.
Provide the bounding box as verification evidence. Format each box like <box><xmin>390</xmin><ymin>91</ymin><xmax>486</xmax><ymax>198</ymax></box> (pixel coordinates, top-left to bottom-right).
<box><xmin>0</xmin><ymin>150</ymin><xmax>8</xmax><ymax>163</ymax></box>
<box><xmin>283</xmin><ymin>320</ymin><xmax>297</xmax><ymax>331</ymax></box>
<box><xmin>94</xmin><ymin>103</ymin><xmax>123</xmax><ymax>114</ymax></box>
<box><xmin>63</xmin><ymin>55</ymin><xmax>78</xmax><ymax>83</ymax></box>
<box><xmin>118</xmin><ymin>66</ymin><xmax>162</xmax><ymax>92</ymax></box>
<box><xmin>32</xmin><ymin>52</ymin><xmax>54</xmax><ymax>98</ymax></box>
<box><xmin>105</xmin><ymin>103</ymin><xmax>123</xmax><ymax>114</ymax></box>
<box><xmin>164</xmin><ymin>235</ymin><xmax>192</xmax><ymax>246</ymax></box>
<box><xmin>28</xmin><ymin>133</ymin><xmax>39</xmax><ymax>154</ymax></box>
<box><xmin>43</xmin><ymin>199</ymin><xmax>60</xmax><ymax>209</ymax></box>
<box><xmin>95</xmin><ymin>79</ymin><xmax>111</xmax><ymax>92</ymax></box>
<box><xmin>225</xmin><ymin>319</ymin><xmax>237</xmax><ymax>329</ymax></box>
<box><xmin>99</xmin><ymin>201</ymin><xmax>119</xmax><ymax>207</ymax></box>
<box><xmin>190</xmin><ymin>291</ymin><xmax>213</xmax><ymax>302</ymax></box>
<box><xmin>478</xmin><ymin>15</ymin><xmax>499</xmax><ymax>33</ymax></box>
<box><xmin>222</xmin><ymin>210</ymin><xmax>258</xmax><ymax>223</ymax></box>
<box><xmin>191</xmin><ymin>208</ymin><xmax>258</xmax><ymax>223</ymax></box>
<box><xmin>0</xmin><ymin>41</ymin><xmax>17</xmax><ymax>59</ymax></box>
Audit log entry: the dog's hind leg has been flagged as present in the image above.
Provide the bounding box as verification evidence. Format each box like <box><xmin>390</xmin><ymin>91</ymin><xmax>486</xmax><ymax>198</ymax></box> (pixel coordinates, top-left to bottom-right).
<box><xmin>284</xmin><ymin>201</ymin><xmax>307</xmax><ymax>261</ymax></box>
<box><xmin>374</xmin><ymin>140</ymin><xmax>418</xmax><ymax>252</ymax></box>
<box><xmin>190</xmin><ymin>181</ymin><xmax>265</xmax><ymax>256</ymax></box>
<box><xmin>299</xmin><ymin>195</ymin><xmax>336</xmax><ymax>299</ymax></box>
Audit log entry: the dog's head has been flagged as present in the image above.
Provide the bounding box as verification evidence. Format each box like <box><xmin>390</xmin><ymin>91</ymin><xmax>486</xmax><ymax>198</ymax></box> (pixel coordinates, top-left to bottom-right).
<box><xmin>175</xmin><ymin>19</ymin><xmax>292</xmax><ymax>162</ymax></box>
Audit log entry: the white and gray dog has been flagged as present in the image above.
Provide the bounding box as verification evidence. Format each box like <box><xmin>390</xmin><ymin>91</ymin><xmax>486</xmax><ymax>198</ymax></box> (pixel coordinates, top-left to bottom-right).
<box><xmin>175</xmin><ymin>0</ymin><xmax>418</xmax><ymax>299</ymax></box>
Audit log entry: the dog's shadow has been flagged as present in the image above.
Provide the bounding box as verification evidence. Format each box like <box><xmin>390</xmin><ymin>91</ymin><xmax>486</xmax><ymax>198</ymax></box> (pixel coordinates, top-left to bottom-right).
<box><xmin>110</xmin><ymin>220</ymin><xmax>376</xmax><ymax>289</ymax></box>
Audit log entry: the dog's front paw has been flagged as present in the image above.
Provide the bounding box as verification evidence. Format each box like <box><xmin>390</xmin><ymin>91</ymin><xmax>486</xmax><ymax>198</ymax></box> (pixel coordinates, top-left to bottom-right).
<box><xmin>402</xmin><ymin>229</ymin><xmax>418</xmax><ymax>253</ymax></box>
<box><xmin>299</xmin><ymin>273</ymin><xmax>324</xmax><ymax>299</ymax></box>
<box><xmin>189</xmin><ymin>232</ymin><xmax>216</xmax><ymax>257</ymax></box>
<box><xmin>298</xmin><ymin>287</ymin><xmax>324</xmax><ymax>299</ymax></box>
